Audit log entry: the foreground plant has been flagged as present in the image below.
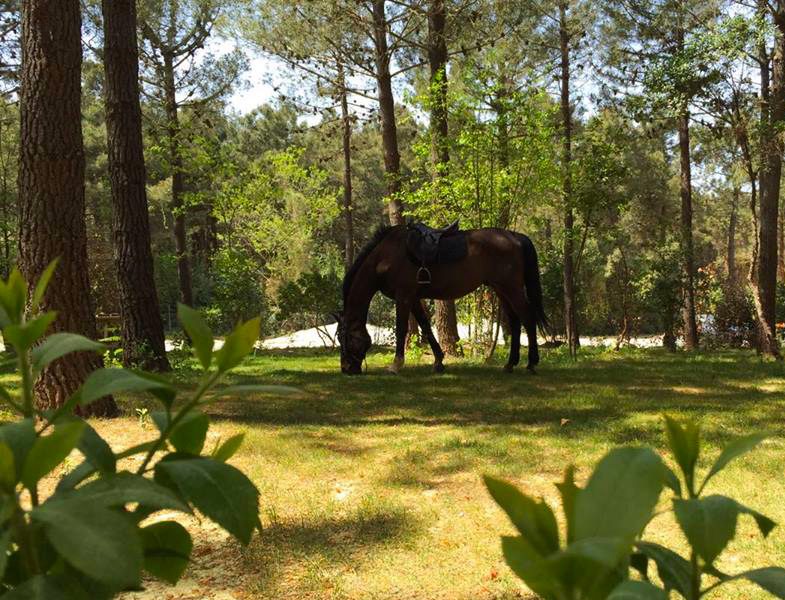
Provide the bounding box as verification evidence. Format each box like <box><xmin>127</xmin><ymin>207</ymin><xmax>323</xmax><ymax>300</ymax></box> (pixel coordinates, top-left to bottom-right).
<box><xmin>0</xmin><ymin>266</ymin><xmax>264</xmax><ymax>598</ymax></box>
<box><xmin>485</xmin><ymin>416</ymin><xmax>785</xmax><ymax>599</ymax></box>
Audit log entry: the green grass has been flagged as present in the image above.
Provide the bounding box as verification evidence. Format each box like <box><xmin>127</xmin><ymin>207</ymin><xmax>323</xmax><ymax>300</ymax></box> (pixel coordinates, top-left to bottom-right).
<box><xmin>115</xmin><ymin>347</ymin><xmax>785</xmax><ymax>598</ymax></box>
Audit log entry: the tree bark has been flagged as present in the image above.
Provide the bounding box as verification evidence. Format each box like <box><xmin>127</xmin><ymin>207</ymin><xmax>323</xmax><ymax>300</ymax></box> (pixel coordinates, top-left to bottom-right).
<box><xmin>559</xmin><ymin>1</ymin><xmax>578</xmax><ymax>358</ymax></box>
<box><xmin>727</xmin><ymin>186</ymin><xmax>738</xmax><ymax>284</ymax></box>
<box><xmin>427</xmin><ymin>0</ymin><xmax>460</xmax><ymax>356</ymax></box>
<box><xmin>338</xmin><ymin>63</ymin><xmax>354</xmax><ymax>270</ymax></box>
<box><xmin>102</xmin><ymin>0</ymin><xmax>170</xmax><ymax>372</ymax></box>
<box><xmin>371</xmin><ymin>0</ymin><xmax>403</xmax><ymax>225</ymax></box>
<box><xmin>162</xmin><ymin>52</ymin><xmax>193</xmax><ymax>306</ymax></box>
<box><xmin>753</xmin><ymin>3</ymin><xmax>784</xmax><ymax>359</ymax></box>
<box><xmin>18</xmin><ymin>0</ymin><xmax>117</xmax><ymax>415</ymax></box>
<box><xmin>677</xmin><ymin>109</ymin><xmax>699</xmax><ymax>350</ymax></box>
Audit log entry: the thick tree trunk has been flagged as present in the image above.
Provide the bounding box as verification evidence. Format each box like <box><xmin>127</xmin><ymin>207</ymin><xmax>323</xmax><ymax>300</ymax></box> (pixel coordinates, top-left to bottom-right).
<box><xmin>103</xmin><ymin>0</ymin><xmax>170</xmax><ymax>372</ymax></box>
<box><xmin>163</xmin><ymin>53</ymin><xmax>192</xmax><ymax>307</ymax></box>
<box><xmin>18</xmin><ymin>0</ymin><xmax>117</xmax><ymax>416</ymax></box>
<box><xmin>677</xmin><ymin>110</ymin><xmax>699</xmax><ymax>350</ymax></box>
<box><xmin>427</xmin><ymin>0</ymin><xmax>460</xmax><ymax>356</ymax></box>
<box><xmin>338</xmin><ymin>64</ymin><xmax>354</xmax><ymax>270</ymax></box>
<box><xmin>371</xmin><ymin>0</ymin><xmax>403</xmax><ymax>225</ymax></box>
<box><xmin>559</xmin><ymin>2</ymin><xmax>578</xmax><ymax>357</ymax></box>
<box><xmin>753</xmin><ymin>7</ymin><xmax>784</xmax><ymax>358</ymax></box>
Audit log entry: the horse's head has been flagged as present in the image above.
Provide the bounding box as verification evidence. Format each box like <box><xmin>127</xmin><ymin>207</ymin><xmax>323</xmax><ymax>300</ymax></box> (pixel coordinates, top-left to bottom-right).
<box><xmin>335</xmin><ymin>310</ymin><xmax>371</xmax><ymax>375</ymax></box>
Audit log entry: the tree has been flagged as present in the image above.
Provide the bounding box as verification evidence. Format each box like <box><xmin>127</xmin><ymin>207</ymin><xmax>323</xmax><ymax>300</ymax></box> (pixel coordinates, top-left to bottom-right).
<box><xmin>139</xmin><ymin>0</ymin><xmax>245</xmax><ymax>308</ymax></box>
<box><xmin>102</xmin><ymin>0</ymin><xmax>170</xmax><ymax>371</ymax></box>
<box><xmin>18</xmin><ymin>0</ymin><xmax>117</xmax><ymax>415</ymax></box>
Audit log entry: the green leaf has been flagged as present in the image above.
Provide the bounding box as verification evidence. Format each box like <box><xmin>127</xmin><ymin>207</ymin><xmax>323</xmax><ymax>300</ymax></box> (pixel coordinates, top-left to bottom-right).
<box><xmin>215</xmin><ymin>317</ymin><xmax>260</xmax><ymax>373</ymax></box>
<box><xmin>0</xmin><ymin>419</ymin><xmax>35</xmax><ymax>480</ymax></box>
<box><xmin>0</xmin><ymin>574</ymin><xmax>88</xmax><ymax>599</ymax></box>
<box><xmin>607</xmin><ymin>580</ymin><xmax>668</xmax><ymax>600</ymax></box>
<box><xmin>737</xmin><ymin>502</ymin><xmax>777</xmax><ymax>538</ymax></box>
<box><xmin>574</xmin><ymin>447</ymin><xmax>663</xmax><ymax>542</ymax></box>
<box><xmin>674</xmin><ymin>495</ymin><xmax>738</xmax><ymax>565</ymax></box>
<box><xmin>556</xmin><ymin>465</ymin><xmax>579</xmax><ymax>544</ymax></box>
<box><xmin>152</xmin><ymin>411</ymin><xmax>209</xmax><ymax>455</ymax></box>
<box><xmin>0</xmin><ymin>441</ymin><xmax>15</xmax><ymax>490</ymax></box>
<box><xmin>500</xmin><ymin>536</ymin><xmax>558</xmax><ymax>599</ymax></box>
<box><xmin>140</xmin><ymin>521</ymin><xmax>193</xmax><ymax>584</ymax></box>
<box><xmin>700</xmin><ymin>433</ymin><xmax>767</xmax><ymax>492</ymax></box>
<box><xmin>664</xmin><ymin>416</ymin><xmax>700</xmax><ymax>494</ymax></box>
<box><xmin>32</xmin><ymin>500</ymin><xmax>142</xmax><ymax>588</ymax></box>
<box><xmin>0</xmin><ymin>269</ymin><xmax>28</xmax><ymax>326</ymax></box>
<box><xmin>4</xmin><ymin>312</ymin><xmax>57</xmax><ymax>353</ymax></box>
<box><xmin>61</xmin><ymin>472</ymin><xmax>189</xmax><ymax>513</ymax></box>
<box><xmin>155</xmin><ymin>456</ymin><xmax>260</xmax><ymax>544</ymax></box>
<box><xmin>484</xmin><ymin>475</ymin><xmax>559</xmax><ymax>555</ymax></box>
<box><xmin>213</xmin><ymin>433</ymin><xmax>245</xmax><ymax>462</ymax></box>
<box><xmin>662</xmin><ymin>464</ymin><xmax>682</xmax><ymax>497</ymax></box>
<box><xmin>77</xmin><ymin>424</ymin><xmax>116</xmax><ymax>474</ymax></box>
<box><xmin>738</xmin><ymin>567</ymin><xmax>785</xmax><ymax>598</ymax></box>
<box><xmin>32</xmin><ymin>333</ymin><xmax>105</xmax><ymax>372</ymax></box>
<box><xmin>30</xmin><ymin>259</ymin><xmax>59</xmax><ymax>311</ymax></box>
<box><xmin>177</xmin><ymin>304</ymin><xmax>214</xmax><ymax>370</ymax></box>
<box><xmin>21</xmin><ymin>421</ymin><xmax>85</xmax><ymax>489</ymax></box>
<box><xmin>0</xmin><ymin>527</ymin><xmax>11</xmax><ymax>580</ymax></box>
<box><xmin>79</xmin><ymin>368</ymin><xmax>173</xmax><ymax>407</ymax></box>
<box><xmin>635</xmin><ymin>542</ymin><xmax>691</xmax><ymax>598</ymax></box>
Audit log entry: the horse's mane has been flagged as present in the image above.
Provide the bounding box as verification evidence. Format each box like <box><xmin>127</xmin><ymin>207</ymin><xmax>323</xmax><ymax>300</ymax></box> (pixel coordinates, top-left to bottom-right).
<box><xmin>342</xmin><ymin>224</ymin><xmax>395</xmax><ymax>305</ymax></box>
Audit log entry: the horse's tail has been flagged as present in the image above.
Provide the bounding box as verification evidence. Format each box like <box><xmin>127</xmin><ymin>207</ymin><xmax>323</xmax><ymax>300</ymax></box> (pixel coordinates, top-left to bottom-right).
<box><xmin>517</xmin><ymin>233</ymin><xmax>549</xmax><ymax>335</ymax></box>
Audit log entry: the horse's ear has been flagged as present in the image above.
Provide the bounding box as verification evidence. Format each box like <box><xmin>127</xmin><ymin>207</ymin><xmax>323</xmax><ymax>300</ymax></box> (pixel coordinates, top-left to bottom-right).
<box><xmin>330</xmin><ymin>311</ymin><xmax>342</xmax><ymax>322</ymax></box>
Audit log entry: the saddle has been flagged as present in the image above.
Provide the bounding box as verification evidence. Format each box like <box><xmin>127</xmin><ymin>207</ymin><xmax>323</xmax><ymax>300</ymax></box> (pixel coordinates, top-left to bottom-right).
<box><xmin>406</xmin><ymin>220</ymin><xmax>467</xmax><ymax>284</ymax></box>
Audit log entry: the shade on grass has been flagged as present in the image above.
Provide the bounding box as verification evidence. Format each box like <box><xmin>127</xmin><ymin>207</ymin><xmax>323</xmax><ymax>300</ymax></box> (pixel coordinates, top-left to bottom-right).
<box><xmin>98</xmin><ymin>346</ymin><xmax>785</xmax><ymax>599</ymax></box>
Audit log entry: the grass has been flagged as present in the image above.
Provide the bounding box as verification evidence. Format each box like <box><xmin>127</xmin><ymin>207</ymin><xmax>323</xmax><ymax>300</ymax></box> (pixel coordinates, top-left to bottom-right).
<box><xmin>62</xmin><ymin>346</ymin><xmax>785</xmax><ymax>598</ymax></box>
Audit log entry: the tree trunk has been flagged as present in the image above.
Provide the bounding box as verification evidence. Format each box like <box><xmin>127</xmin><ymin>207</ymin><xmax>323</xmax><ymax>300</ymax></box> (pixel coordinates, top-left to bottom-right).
<box><xmin>753</xmin><ymin>5</ymin><xmax>784</xmax><ymax>359</ymax></box>
<box><xmin>18</xmin><ymin>0</ymin><xmax>117</xmax><ymax>416</ymax></box>
<box><xmin>727</xmin><ymin>187</ymin><xmax>739</xmax><ymax>284</ymax></box>
<box><xmin>427</xmin><ymin>0</ymin><xmax>460</xmax><ymax>356</ymax></box>
<box><xmin>163</xmin><ymin>53</ymin><xmax>193</xmax><ymax>307</ymax></box>
<box><xmin>677</xmin><ymin>110</ymin><xmax>699</xmax><ymax>350</ymax></box>
<box><xmin>371</xmin><ymin>0</ymin><xmax>403</xmax><ymax>225</ymax></box>
<box><xmin>102</xmin><ymin>0</ymin><xmax>170</xmax><ymax>372</ymax></box>
<box><xmin>338</xmin><ymin>63</ymin><xmax>354</xmax><ymax>270</ymax></box>
<box><xmin>559</xmin><ymin>1</ymin><xmax>578</xmax><ymax>358</ymax></box>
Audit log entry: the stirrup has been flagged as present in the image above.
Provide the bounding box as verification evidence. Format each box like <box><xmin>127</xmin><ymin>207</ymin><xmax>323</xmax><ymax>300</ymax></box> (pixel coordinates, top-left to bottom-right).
<box><xmin>416</xmin><ymin>266</ymin><xmax>432</xmax><ymax>285</ymax></box>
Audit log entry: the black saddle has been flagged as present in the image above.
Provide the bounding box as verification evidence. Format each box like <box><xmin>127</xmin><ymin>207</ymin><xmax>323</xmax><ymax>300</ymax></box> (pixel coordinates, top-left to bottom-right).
<box><xmin>406</xmin><ymin>220</ymin><xmax>467</xmax><ymax>284</ymax></box>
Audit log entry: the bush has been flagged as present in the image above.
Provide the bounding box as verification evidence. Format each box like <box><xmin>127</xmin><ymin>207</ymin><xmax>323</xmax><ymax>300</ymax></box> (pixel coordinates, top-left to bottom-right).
<box><xmin>0</xmin><ymin>265</ymin><xmax>269</xmax><ymax>597</ymax></box>
<box><xmin>486</xmin><ymin>416</ymin><xmax>785</xmax><ymax>599</ymax></box>
<box><xmin>276</xmin><ymin>271</ymin><xmax>341</xmax><ymax>344</ymax></box>
<box><xmin>206</xmin><ymin>247</ymin><xmax>266</xmax><ymax>334</ymax></box>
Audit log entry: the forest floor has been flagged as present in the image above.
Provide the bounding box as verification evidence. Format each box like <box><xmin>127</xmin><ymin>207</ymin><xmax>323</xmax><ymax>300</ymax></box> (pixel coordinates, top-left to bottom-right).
<box><xmin>35</xmin><ymin>347</ymin><xmax>785</xmax><ymax>599</ymax></box>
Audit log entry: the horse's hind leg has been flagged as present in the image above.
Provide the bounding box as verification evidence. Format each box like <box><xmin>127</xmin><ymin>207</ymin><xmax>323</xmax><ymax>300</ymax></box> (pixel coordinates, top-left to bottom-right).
<box><xmin>412</xmin><ymin>300</ymin><xmax>445</xmax><ymax>373</ymax></box>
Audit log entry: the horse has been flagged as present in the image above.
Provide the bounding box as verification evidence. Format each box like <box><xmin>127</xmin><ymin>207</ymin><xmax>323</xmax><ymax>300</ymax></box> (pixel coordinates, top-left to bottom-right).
<box><xmin>336</xmin><ymin>223</ymin><xmax>549</xmax><ymax>375</ymax></box>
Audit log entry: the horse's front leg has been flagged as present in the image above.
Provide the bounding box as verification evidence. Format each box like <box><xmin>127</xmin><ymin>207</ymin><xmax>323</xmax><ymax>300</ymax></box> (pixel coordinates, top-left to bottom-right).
<box><xmin>390</xmin><ymin>297</ymin><xmax>413</xmax><ymax>374</ymax></box>
<box><xmin>412</xmin><ymin>300</ymin><xmax>445</xmax><ymax>373</ymax></box>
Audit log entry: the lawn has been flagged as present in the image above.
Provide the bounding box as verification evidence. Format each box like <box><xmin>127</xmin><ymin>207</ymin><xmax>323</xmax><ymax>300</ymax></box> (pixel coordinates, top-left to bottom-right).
<box><xmin>71</xmin><ymin>346</ymin><xmax>785</xmax><ymax>599</ymax></box>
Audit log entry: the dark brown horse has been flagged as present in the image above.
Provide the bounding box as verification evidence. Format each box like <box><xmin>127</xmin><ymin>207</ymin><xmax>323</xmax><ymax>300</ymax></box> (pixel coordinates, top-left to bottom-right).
<box><xmin>336</xmin><ymin>224</ymin><xmax>548</xmax><ymax>375</ymax></box>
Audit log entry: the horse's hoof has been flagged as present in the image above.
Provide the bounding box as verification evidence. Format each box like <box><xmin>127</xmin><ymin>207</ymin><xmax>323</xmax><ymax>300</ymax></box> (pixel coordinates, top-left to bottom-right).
<box><xmin>526</xmin><ymin>365</ymin><xmax>538</xmax><ymax>374</ymax></box>
<box><xmin>434</xmin><ymin>362</ymin><xmax>445</xmax><ymax>374</ymax></box>
<box><xmin>388</xmin><ymin>357</ymin><xmax>404</xmax><ymax>374</ymax></box>
<box><xmin>503</xmin><ymin>364</ymin><xmax>514</xmax><ymax>373</ymax></box>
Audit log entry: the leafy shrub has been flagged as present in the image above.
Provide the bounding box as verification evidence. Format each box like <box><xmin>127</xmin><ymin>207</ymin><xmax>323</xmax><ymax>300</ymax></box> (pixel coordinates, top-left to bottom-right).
<box><xmin>485</xmin><ymin>416</ymin><xmax>785</xmax><ymax>599</ymax></box>
<box><xmin>205</xmin><ymin>247</ymin><xmax>266</xmax><ymax>334</ymax></box>
<box><xmin>276</xmin><ymin>271</ymin><xmax>340</xmax><ymax>344</ymax></box>
<box><xmin>0</xmin><ymin>265</ymin><xmax>266</xmax><ymax>597</ymax></box>
<box><xmin>702</xmin><ymin>283</ymin><xmax>756</xmax><ymax>349</ymax></box>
